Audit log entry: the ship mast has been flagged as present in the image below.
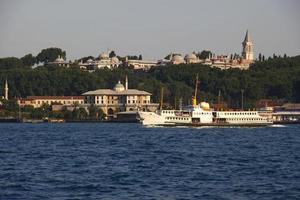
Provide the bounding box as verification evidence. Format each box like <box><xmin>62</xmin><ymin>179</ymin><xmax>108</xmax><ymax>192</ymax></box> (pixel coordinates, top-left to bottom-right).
<box><xmin>217</xmin><ymin>90</ymin><xmax>221</xmax><ymax>111</ymax></box>
<box><xmin>193</xmin><ymin>74</ymin><xmax>199</xmax><ymax>107</ymax></box>
<box><xmin>160</xmin><ymin>87</ymin><xmax>164</xmax><ymax>110</ymax></box>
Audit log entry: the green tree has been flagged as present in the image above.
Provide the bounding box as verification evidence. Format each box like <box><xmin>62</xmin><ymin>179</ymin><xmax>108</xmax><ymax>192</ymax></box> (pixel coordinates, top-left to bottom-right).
<box><xmin>109</xmin><ymin>51</ymin><xmax>116</xmax><ymax>58</ymax></box>
<box><xmin>36</xmin><ymin>47</ymin><xmax>66</xmax><ymax>64</ymax></box>
<box><xmin>198</xmin><ymin>50</ymin><xmax>212</xmax><ymax>59</ymax></box>
<box><xmin>2</xmin><ymin>99</ymin><xmax>19</xmax><ymax>112</ymax></box>
<box><xmin>88</xmin><ymin>104</ymin><xmax>104</xmax><ymax>119</ymax></box>
<box><xmin>21</xmin><ymin>54</ymin><xmax>36</xmax><ymax>67</ymax></box>
<box><xmin>0</xmin><ymin>57</ymin><xmax>25</xmax><ymax>70</ymax></box>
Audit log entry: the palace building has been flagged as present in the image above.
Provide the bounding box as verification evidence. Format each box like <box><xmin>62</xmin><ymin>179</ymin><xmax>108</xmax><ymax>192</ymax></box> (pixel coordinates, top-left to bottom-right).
<box><xmin>82</xmin><ymin>76</ymin><xmax>159</xmax><ymax>118</ymax></box>
<box><xmin>123</xmin><ymin>57</ymin><xmax>158</xmax><ymax>71</ymax></box>
<box><xmin>47</xmin><ymin>55</ymin><xmax>70</xmax><ymax>67</ymax></box>
<box><xmin>163</xmin><ymin>30</ymin><xmax>254</xmax><ymax>70</ymax></box>
<box><xmin>78</xmin><ymin>53</ymin><xmax>121</xmax><ymax>70</ymax></box>
<box><xmin>44</xmin><ymin>30</ymin><xmax>254</xmax><ymax>71</ymax></box>
<box><xmin>17</xmin><ymin>96</ymin><xmax>84</xmax><ymax>108</ymax></box>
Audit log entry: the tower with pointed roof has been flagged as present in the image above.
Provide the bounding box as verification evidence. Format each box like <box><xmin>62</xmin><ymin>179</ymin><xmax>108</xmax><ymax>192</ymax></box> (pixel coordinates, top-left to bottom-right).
<box><xmin>242</xmin><ymin>30</ymin><xmax>254</xmax><ymax>61</ymax></box>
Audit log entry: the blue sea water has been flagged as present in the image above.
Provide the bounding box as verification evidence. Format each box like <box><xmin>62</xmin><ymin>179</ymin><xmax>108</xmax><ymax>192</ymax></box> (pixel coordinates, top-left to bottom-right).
<box><xmin>0</xmin><ymin>123</ymin><xmax>300</xmax><ymax>200</ymax></box>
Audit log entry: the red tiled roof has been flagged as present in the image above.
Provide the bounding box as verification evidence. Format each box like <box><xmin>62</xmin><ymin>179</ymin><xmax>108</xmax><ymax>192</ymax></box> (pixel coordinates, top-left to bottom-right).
<box><xmin>26</xmin><ymin>96</ymin><xmax>84</xmax><ymax>100</ymax></box>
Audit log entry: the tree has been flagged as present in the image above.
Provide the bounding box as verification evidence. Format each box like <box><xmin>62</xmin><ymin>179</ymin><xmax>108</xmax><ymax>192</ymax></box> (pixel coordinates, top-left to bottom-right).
<box><xmin>21</xmin><ymin>54</ymin><xmax>36</xmax><ymax>67</ymax></box>
<box><xmin>138</xmin><ymin>54</ymin><xmax>143</xmax><ymax>60</ymax></box>
<box><xmin>109</xmin><ymin>51</ymin><xmax>116</xmax><ymax>58</ymax></box>
<box><xmin>88</xmin><ymin>104</ymin><xmax>104</xmax><ymax>119</ymax></box>
<box><xmin>36</xmin><ymin>47</ymin><xmax>66</xmax><ymax>64</ymax></box>
<box><xmin>0</xmin><ymin>57</ymin><xmax>25</xmax><ymax>70</ymax></box>
<box><xmin>72</xmin><ymin>107</ymin><xmax>88</xmax><ymax>119</ymax></box>
<box><xmin>258</xmin><ymin>53</ymin><xmax>262</xmax><ymax>61</ymax></box>
<box><xmin>198</xmin><ymin>50</ymin><xmax>212</xmax><ymax>59</ymax></box>
<box><xmin>2</xmin><ymin>99</ymin><xmax>19</xmax><ymax>112</ymax></box>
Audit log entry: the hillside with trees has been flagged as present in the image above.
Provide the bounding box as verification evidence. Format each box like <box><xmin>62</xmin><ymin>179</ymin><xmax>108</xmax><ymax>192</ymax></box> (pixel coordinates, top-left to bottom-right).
<box><xmin>0</xmin><ymin>48</ymin><xmax>299</xmax><ymax>110</ymax></box>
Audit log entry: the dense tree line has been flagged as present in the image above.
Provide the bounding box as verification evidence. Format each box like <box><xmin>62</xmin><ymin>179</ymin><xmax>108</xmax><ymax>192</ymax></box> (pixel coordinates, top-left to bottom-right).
<box><xmin>0</xmin><ymin>49</ymin><xmax>299</xmax><ymax>109</ymax></box>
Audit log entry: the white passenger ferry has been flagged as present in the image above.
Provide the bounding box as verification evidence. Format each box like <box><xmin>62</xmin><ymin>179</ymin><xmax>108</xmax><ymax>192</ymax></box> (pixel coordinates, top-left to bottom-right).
<box><xmin>139</xmin><ymin>75</ymin><xmax>272</xmax><ymax>127</ymax></box>
<box><xmin>138</xmin><ymin>102</ymin><xmax>272</xmax><ymax>127</ymax></box>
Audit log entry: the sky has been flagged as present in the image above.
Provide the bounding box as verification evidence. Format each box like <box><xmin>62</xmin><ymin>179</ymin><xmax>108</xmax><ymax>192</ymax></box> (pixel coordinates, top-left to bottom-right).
<box><xmin>0</xmin><ymin>0</ymin><xmax>299</xmax><ymax>60</ymax></box>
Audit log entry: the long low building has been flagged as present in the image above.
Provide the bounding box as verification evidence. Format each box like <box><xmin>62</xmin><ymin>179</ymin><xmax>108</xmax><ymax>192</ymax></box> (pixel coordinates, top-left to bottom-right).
<box><xmin>123</xmin><ymin>59</ymin><xmax>158</xmax><ymax>70</ymax></box>
<box><xmin>17</xmin><ymin>96</ymin><xmax>84</xmax><ymax>108</ymax></box>
<box><xmin>82</xmin><ymin>77</ymin><xmax>159</xmax><ymax>117</ymax></box>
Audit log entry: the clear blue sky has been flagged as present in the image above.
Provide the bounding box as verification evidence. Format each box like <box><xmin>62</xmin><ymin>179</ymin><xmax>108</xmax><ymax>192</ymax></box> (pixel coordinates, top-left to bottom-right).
<box><xmin>0</xmin><ymin>0</ymin><xmax>299</xmax><ymax>60</ymax></box>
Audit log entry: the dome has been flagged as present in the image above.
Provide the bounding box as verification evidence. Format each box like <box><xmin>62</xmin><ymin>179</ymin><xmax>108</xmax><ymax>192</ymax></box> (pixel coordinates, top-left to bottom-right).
<box><xmin>114</xmin><ymin>81</ymin><xmax>125</xmax><ymax>92</ymax></box>
<box><xmin>55</xmin><ymin>55</ymin><xmax>64</xmax><ymax>62</ymax></box>
<box><xmin>185</xmin><ymin>53</ymin><xmax>197</xmax><ymax>60</ymax></box>
<box><xmin>87</xmin><ymin>59</ymin><xmax>93</xmax><ymax>63</ymax></box>
<box><xmin>99</xmin><ymin>53</ymin><xmax>109</xmax><ymax>60</ymax></box>
<box><xmin>111</xmin><ymin>56</ymin><xmax>119</xmax><ymax>63</ymax></box>
<box><xmin>171</xmin><ymin>55</ymin><xmax>184</xmax><ymax>63</ymax></box>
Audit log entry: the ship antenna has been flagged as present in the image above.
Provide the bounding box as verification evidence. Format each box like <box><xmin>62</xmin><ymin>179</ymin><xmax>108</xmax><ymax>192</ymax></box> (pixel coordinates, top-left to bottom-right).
<box><xmin>160</xmin><ymin>87</ymin><xmax>164</xmax><ymax>111</ymax></box>
<box><xmin>179</xmin><ymin>97</ymin><xmax>183</xmax><ymax>111</ymax></box>
<box><xmin>193</xmin><ymin>74</ymin><xmax>199</xmax><ymax>107</ymax></box>
<box><xmin>218</xmin><ymin>90</ymin><xmax>221</xmax><ymax>111</ymax></box>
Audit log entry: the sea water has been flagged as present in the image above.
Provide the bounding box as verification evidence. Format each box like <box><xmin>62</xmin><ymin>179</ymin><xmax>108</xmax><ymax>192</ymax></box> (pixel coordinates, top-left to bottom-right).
<box><xmin>0</xmin><ymin>123</ymin><xmax>299</xmax><ymax>200</ymax></box>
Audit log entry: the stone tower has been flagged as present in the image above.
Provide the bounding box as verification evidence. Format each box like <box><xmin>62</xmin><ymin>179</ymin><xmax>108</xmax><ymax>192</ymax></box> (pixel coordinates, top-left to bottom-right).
<box><xmin>242</xmin><ymin>30</ymin><xmax>254</xmax><ymax>61</ymax></box>
<box><xmin>4</xmin><ymin>79</ymin><xmax>8</xmax><ymax>100</ymax></box>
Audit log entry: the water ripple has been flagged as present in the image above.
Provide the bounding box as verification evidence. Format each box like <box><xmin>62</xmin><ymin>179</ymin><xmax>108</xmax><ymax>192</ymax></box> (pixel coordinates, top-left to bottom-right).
<box><xmin>0</xmin><ymin>123</ymin><xmax>300</xmax><ymax>199</ymax></box>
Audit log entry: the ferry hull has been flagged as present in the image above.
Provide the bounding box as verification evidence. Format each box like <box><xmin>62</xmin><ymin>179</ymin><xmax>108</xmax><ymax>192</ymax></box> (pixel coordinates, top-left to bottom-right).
<box><xmin>155</xmin><ymin>122</ymin><xmax>273</xmax><ymax>127</ymax></box>
<box><xmin>138</xmin><ymin>111</ymin><xmax>273</xmax><ymax>127</ymax></box>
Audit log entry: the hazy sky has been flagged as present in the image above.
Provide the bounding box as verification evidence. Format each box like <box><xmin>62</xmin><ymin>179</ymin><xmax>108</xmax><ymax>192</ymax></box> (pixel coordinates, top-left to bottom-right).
<box><xmin>0</xmin><ymin>0</ymin><xmax>299</xmax><ymax>60</ymax></box>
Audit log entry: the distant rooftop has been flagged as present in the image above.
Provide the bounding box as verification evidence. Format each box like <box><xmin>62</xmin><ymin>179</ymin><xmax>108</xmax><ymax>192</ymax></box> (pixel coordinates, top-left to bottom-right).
<box><xmin>82</xmin><ymin>89</ymin><xmax>151</xmax><ymax>96</ymax></box>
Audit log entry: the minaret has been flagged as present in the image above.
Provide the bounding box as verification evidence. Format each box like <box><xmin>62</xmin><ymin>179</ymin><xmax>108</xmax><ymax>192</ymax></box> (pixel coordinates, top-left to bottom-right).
<box><xmin>242</xmin><ymin>30</ymin><xmax>254</xmax><ymax>61</ymax></box>
<box><xmin>125</xmin><ymin>75</ymin><xmax>128</xmax><ymax>90</ymax></box>
<box><xmin>4</xmin><ymin>79</ymin><xmax>8</xmax><ymax>100</ymax></box>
